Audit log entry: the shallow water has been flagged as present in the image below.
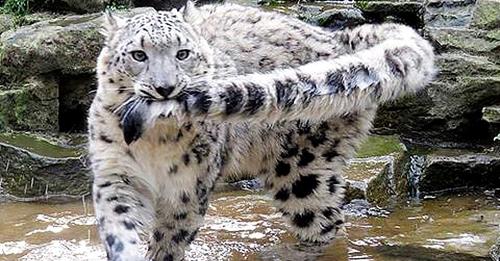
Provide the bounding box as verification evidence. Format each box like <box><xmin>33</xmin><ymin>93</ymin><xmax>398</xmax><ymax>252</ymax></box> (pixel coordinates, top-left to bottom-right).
<box><xmin>0</xmin><ymin>191</ymin><xmax>498</xmax><ymax>260</ymax></box>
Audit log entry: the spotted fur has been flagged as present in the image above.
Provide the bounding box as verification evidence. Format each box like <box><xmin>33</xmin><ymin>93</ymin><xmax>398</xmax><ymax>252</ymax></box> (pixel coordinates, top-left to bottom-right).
<box><xmin>89</xmin><ymin>2</ymin><xmax>435</xmax><ymax>260</ymax></box>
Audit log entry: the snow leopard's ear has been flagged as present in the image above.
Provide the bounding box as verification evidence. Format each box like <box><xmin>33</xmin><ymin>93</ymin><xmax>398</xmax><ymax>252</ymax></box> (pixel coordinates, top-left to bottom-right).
<box><xmin>181</xmin><ymin>0</ymin><xmax>200</xmax><ymax>24</ymax></box>
<box><xmin>101</xmin><ymin>9</ymin><xmax>126</xmax><ymax>40</ymax></box>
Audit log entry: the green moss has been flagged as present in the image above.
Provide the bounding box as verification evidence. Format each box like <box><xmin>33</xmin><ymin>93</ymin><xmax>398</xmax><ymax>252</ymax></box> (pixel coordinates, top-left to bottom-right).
<box><xmin>344</xmin><ymin>161</ymin><xmax>387</xmax><ymax>181</ymax></box>
<box><xmin>0</xmin><ymin>132</ymin><xmax>83</xmax><ymax>158</ymax></box>
<box><xmin>354</xmin><ymin>0</ymin><xmax>369</xmax><ymax>10</ymax></box>
<box><xmin>356</xmin><ymin>135</ymin><xmax>404</xmax><ymax>158</ymax></box>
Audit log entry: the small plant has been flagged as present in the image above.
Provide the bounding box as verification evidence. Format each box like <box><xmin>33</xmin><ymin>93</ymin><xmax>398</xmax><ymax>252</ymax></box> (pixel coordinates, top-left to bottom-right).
<box><xmin>354</xmin><ymin>0</ymin><xmax>369</xmax><ymax>10</ymax></box>
<box><xmin>106</xmin><ymin>0</ymin><xmax>130</xmax><ymax>11</ymax></box>
<box><xmin>0</xmin><ymin>0</ymin><xmax>31</xmax><ymax>16</ymax></box>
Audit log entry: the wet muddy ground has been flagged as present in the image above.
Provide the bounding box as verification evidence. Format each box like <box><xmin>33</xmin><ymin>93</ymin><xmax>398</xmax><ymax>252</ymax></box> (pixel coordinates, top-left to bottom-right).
<box><xmin>0</xmin><ymin>191</ymin><xmax>498</xmax><ymax>260</ymax></box>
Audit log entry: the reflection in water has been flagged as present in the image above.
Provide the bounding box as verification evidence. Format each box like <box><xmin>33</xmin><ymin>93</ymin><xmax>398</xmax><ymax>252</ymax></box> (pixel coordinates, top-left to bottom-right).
<box><xmin>0</xmin><ymin>191</ymin><xmax>498</xmax><ymax>260</ymax></box>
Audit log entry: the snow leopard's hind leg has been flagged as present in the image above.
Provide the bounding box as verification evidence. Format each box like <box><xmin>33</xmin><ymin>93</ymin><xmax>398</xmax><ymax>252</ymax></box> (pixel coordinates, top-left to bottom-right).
<box><xmin>265</xmin><ymin>107</ymin><xmax>376</xmax><ymax>244</ymax></box>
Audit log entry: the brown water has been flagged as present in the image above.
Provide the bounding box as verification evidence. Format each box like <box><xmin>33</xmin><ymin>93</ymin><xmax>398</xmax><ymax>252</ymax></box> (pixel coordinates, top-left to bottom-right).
<box><xmin>0</xmin><ymin>191</ymin><xmax>498</xmax><ymax>260</ymax></box>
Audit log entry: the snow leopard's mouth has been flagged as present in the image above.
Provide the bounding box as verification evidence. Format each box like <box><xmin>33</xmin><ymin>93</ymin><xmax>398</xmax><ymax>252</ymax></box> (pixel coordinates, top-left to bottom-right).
<box><xmin>116</xmin><ymin>96</ymin><xmax>185</xmax><ymax>145</ymax></box>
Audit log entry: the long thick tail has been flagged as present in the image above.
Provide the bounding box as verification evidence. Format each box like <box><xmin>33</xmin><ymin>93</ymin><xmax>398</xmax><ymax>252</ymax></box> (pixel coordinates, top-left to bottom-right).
<box><xmin>157</xmin><ymin>35</ymin><xmax>434</xmax><ymax>123</ymax></box>
<box><xmin>122</xmin><ymin>24</ymin><xmax>436</xmax><ymax>144</ymax></box>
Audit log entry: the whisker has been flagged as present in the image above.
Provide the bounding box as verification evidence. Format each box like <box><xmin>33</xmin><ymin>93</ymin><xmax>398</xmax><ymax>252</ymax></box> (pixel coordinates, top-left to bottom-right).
<box><xmin>114</xmin><ymin>96</ymin><xmax>137</xmax><ymax>115</ymax></box>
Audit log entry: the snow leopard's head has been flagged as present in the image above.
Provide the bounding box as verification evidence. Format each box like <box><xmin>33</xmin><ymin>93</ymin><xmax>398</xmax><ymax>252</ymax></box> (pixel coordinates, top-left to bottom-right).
<box><xmin>98</xmin><ymin>1</ymin><xmax>213</xmax><ymax>100</ymax></box>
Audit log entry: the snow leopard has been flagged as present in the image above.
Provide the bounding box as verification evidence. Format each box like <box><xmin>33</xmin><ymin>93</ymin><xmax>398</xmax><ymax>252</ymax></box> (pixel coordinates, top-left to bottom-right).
<box><xmin>88</xmin><ymin>1</ymin><xmax>435</xmax><ymax>260</ymax></box>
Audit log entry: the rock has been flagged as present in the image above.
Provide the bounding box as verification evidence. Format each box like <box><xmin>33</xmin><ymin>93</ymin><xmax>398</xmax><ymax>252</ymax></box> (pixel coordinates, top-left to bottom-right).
<box><xmin>417</xmin><ymin>150</ymin><xmax>500</xmax><ymax>195</ymax></box>
<box><xmin>313</xmin><ymin>7</ymin><xmax>366</xmax><ymax>30</ymax></box>
<box><xmin>424</xmin><ymin>0</ymin><xmax>477</xmax><ymax>28</ymax></box>
<box><xmin>0</xmin><ymin>132</ymin><xmax>89</xmax><ymax>202</ymax></box>
<box><xmin>376</xmin><ymin>52</ymin><xmax>500</xmax><ymax>144</ymax></box>
<box><xmin>0</xmin><ymin>76</ymin><xmax>59</xmax><ymax>132</ymax></box>
<box><xmin>12</xmin><ymin>12</ymin><xmax>61</xmax><ymax>27</ymax></box>
<box><xmin>483</xmin><ymin>105</ymin><xmax>500</xmax><ymax>141</ymax></box>
<box><xmin>429</xmin><ymin>27</ymin><xmax>500</xmax><ymax>58</ymax></box>
<box><xmin>0</xmin><ymin>8</ymin><xmax>153</xmax><ymax>132</ymax></box>
<box><xmin>44</xmin><ymin>0</ymin><xmax>116</xmax><ymax>13</ymax></box>
<box><xmin>374</xmin><ymin>245</ymin><xmax>492</xmax><ymax>261</ymax></box>
<box><xmin>344</xmin><ymin>159</ymin><xmax>392</xmax><ymax>204</ymax></box>
<box><xmin>59</xmin><ymin>0</ymin><xmax>110</xmax><ymax>13</ymax></box>
<box><xmin>344</xmin><ymin>135</ymin><xmax>408</xmax><ymax>206</ymax></box>
<box><xmin>27</xmin><ymin>0</ymin><xmax>133</xmax><ymax>14</ymax></box>
<box><xmin>58</xmin><ymin>73</ymin><xmax>97</xmax><ymax>132</ymax></box>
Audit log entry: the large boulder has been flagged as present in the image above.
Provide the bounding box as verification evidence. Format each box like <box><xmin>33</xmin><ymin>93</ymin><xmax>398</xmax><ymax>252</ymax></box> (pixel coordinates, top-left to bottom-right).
<box><xmin>374</xmin><ymin>0</ymin><xmax>500</xmax><ymax>145</ymax></box>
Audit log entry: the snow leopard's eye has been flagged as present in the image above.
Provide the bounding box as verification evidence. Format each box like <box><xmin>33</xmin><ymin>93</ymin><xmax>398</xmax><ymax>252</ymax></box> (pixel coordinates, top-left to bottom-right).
<box><xmin>176</xmin><ymin>49</ymin><xmax>190</xmax><ymax>61</ymax></box>
<box><xmin>130</xmin><ymin>50</ymin><xmax>148</xmax><ymax>62</ymax></box>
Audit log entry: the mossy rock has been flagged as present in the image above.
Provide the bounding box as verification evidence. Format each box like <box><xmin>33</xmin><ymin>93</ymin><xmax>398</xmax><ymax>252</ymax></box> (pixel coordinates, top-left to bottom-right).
<box><xmin>375</xmin><ymin>52</ymin><xmax>500</xmax><ymax>144</ymax></box>
<box><xmin>344</xmin><ymin>160</ymin><xmax>388</xmax><ymax>203</ymax></box>
<box><xmin>0</xmin><ymin>132</ymin><xmax>89</xmax><ymax>201</ymax></box>
<box><xmin>471</xmin><ymin>0</ymin><xmax>500</xmax><ymax>30</ymax></box>
<box><xmin>428</xmin><ymin>27</ymin><xmax>500</xmax><ymax>55</ymax></box>
<box><xmin>344</xmin><ymin>135</ymin><xmax>408</xmax><ymax>205</ymax></box>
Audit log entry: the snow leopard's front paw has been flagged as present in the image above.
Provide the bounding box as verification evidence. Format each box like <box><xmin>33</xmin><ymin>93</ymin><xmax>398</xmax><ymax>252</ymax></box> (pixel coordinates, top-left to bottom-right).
<box><xmin>174</xmin><ymin>80</ymin><xmax>216</xmax><ymax>116</ymax></box>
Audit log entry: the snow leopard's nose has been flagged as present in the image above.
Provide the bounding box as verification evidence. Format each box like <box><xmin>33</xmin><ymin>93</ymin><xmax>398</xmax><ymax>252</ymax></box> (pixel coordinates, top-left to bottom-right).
<box><xmin>155</xmin><ymin>86</ymin><xmax>175</xmax><ymax>98</ymax></box>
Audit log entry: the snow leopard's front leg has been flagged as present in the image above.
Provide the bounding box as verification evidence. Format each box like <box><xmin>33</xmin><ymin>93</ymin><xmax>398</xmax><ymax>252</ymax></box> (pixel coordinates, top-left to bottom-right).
<box><xmin>146</xmin><ymin>140</ymin><xmax>224</xmax><ymax>261</ymax></box>
<box><xmin>145</xmin><ymin>183</ymin><xmax>207</xmax><ymax>261</ymax></box>
<box><xmin>93</xmin><ymin>171</ymin><xmax>152</xmax><ymax>261</ymax></box>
